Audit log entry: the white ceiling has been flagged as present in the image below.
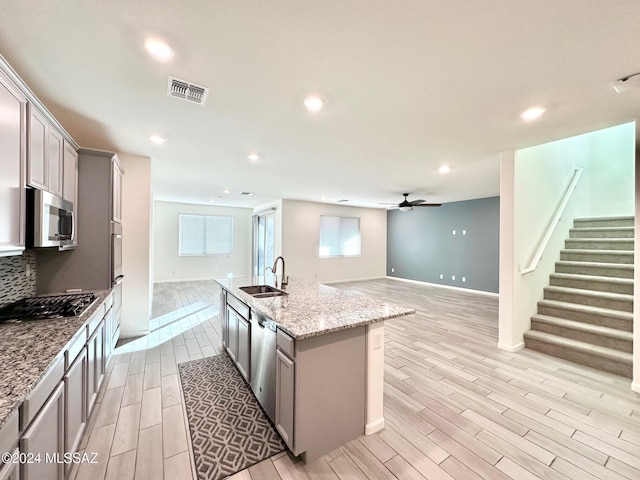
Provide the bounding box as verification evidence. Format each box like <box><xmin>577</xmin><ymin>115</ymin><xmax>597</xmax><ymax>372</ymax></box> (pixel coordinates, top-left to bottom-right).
<box><xmin>1</xmin><ymin>1</ymin><xmax>639</xmax><ymax>209</ymax></box>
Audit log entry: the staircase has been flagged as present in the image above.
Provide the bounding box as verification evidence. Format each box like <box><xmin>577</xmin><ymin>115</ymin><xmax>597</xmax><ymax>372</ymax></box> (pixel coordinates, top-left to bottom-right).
<box><xmin>524</xmin><ymin>216</ymin><xmax>634</xmax><ymax>377</ymax></box>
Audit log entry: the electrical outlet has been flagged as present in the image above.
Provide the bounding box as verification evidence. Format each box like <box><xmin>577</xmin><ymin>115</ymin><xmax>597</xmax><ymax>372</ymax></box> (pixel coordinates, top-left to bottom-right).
<box><xmin>373</xmin><ymin>332</ymin><xmax>383</xmax><ymax>350</ymax></box>
<box><xmin>25</xmin><ymin>264</ymin><xmax>31</xmax><ymax>277</ymax></box>
<box><xmin>452</xmin><ymin>229</ymin><xmax>456</xmax><ymax>235</ymax></box>
<box><xmin>463</xmin><ymin>229</ymin><xmax>467</xmax><ymax>235</ymax></box>
<box><xmin>462</xmin><ymin>276</ymin><xmax>466</xmax><ymax>282</ymax></box>
<box><xmin>439</xmin><ymin>274</ymin><xmax>443</xmax><ymax>279</ymax></box>
<box><xmin>391</xmin><ymin>268</ymin><xmax>395</xmax><ymax>273</ymax></box>
<box><xmin>452</xmin><ymin>275</ymin><xmax>456</xmax><ymax>280</ymax></box>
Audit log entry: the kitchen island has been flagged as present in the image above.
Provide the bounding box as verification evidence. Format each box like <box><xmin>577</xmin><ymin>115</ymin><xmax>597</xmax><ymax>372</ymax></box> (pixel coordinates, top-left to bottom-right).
<box><xmin>216</xmin><ymin>275</ymin><xmax>414</xmax><ymax>463</ymax></box>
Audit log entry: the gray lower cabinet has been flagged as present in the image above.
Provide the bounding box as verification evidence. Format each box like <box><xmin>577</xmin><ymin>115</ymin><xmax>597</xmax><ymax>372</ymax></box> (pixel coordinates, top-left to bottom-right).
<box><xmin>0</xmin><ymin>449</ymin><xmax>19</xmax><ymax>480</ymax></box>
<box><xmin>227</xmin><ymin>306</ymin><xmax>238</xmax><ymax>362</ymax></box>
<box><xmin>87</xmin><ymin>319</ymin><xmax>105</xmax><ymax>413</ymax></box>
<box><xmin>64</xmin><ymin>347</ymin><xmax>87</xmax><ymax>473</ymax></box>
<box><xmin>236</xmin><ymin>316</ymin><xmax>250</xmax><ymax>381</ymax></box>
<box><xmin>20</xmin><ymin>382</ymin><xmax>65</xmax><ymax>480</ymax></box>
<box><xmin>275</xmin><ymin>348</ymin><xmax>295</xmax><ymax>449</ymax></box>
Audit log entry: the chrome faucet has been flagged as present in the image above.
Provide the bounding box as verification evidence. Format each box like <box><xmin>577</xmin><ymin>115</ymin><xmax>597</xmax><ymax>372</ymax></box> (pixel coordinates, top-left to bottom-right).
<box><xmin>267</xmin><ymin>256</ymin><xmax>288</xmax><ymax>289</ymax></box>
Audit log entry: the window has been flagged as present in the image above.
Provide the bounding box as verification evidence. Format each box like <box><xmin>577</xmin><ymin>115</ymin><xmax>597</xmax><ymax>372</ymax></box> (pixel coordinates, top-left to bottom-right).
<box><xmin>179</xmin><ymin>214</ymin><xmax>233</xmax><ymax>256</ymax></box>
<box><xmin>319</xmin><ymin>216</ymin><xmax>361</xmax><ymax>257</ymax></box>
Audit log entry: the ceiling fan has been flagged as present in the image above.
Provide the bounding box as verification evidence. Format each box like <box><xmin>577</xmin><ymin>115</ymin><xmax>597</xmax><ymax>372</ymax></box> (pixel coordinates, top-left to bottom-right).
<box><xmin>381</xmin><ymin>193</ymin><xmax>441</xmax><ymax>212</ymax></box>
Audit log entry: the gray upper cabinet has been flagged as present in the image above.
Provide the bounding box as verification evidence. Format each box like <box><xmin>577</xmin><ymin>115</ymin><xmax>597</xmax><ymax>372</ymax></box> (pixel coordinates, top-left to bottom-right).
<box><xmin>27</xmin><ymin>104</ymin><xmax>47</xmax><ymax>190</ymax></box>
<box><xmin>0</xmin><ymin>67</ymin><xmax>26</xmax><ymax>257</ymax></box>
<box><xmin>47</xmin><ymin>127</ymin><xmax>63</xmax><ymax>197</ymax></box>
<box><xmin>27</xmin><ymin>104</ymin><xmax>65</xmax><ymax>197</ymax></box>
<box><xmin>111</xmin><ymin>156</ymin><xmax>123</xmax><ymax>224</ymax></box>
<box><xmin>62</xmin><ymin>140</ymin><xmax>78</xmax><ymax>247</ymax></box>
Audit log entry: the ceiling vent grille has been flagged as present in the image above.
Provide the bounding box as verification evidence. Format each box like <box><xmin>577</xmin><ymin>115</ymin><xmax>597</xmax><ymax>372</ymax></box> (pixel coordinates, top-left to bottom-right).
<box><xmin>167</xmin><ymin>76</ymin><xmax>209</xmax><ymax>105</ymax></box>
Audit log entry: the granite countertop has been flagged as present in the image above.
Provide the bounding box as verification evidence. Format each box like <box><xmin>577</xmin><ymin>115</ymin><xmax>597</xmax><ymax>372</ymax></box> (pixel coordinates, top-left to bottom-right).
<box><xmin>0</xmin><ymin>289</ymin><xmax>111</xmax><ymax>430</ymax></box>
<box><xmin>215</xmin><ymin>276</ymin><xmax>414</xmax><ymax>340</ymax></box>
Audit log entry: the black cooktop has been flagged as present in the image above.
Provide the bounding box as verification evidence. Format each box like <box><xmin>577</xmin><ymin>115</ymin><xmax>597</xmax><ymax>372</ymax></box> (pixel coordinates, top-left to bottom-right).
<box><xmin>0</xmin><ymin>293</ymin><xmax>97</xmax><ymax>323</ymax></box>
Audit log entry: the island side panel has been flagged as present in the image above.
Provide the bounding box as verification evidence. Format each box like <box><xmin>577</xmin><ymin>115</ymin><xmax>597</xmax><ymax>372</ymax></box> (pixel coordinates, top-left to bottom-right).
<box><xmin>295</xmin><ymin>326</ymin><xmax>366</xmax><ymax>463</ymax></box>
<box><xmin>365</xmin><ymin>321</ymin><xmax>385</xmax><ymax>434</ymax></box>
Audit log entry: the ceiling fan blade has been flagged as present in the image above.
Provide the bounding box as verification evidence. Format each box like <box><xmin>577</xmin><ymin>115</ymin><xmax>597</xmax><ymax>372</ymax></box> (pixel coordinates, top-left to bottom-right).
<box><xmin>415</xmin><ymin>203</ymin><xmax>442</xmax><ymax>207</ymax></box>
<box><xmin>378</xmin><ymin>202</ymin><xmax>400</xmax><ymax>205</ymax></box>
<box><xmin>408</xmin><ymin>199</ymin><xmax>426</xmax><ymax>206</ymax></box>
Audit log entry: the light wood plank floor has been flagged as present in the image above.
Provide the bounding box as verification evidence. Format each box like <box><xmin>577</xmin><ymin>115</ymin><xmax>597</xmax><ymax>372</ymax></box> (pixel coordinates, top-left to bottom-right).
<box><xmin>72</xmin><ymin>278</ymin><xmax>640</xmax><ymax>480</ymax></box>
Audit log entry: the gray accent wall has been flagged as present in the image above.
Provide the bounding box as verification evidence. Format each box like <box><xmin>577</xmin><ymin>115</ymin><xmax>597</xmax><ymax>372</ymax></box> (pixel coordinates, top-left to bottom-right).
<box><xmin>387</xmin><ymin>196</ymin><xmax>499</xmax><ymax>293</ymax></box>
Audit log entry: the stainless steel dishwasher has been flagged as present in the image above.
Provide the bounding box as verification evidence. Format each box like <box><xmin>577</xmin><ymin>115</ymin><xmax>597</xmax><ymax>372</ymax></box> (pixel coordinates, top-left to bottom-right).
<box><xmin>250</xmin><ymin>310</ymin><xmax>277</xmax><ymax>423</ymax></box>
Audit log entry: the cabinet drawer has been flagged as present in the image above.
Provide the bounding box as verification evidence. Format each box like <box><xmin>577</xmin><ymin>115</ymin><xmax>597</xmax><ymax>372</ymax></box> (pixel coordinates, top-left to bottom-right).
<box><xmin>20</xmin><ymin>356</ymin><xmax>64</xmax><ymax>430</ymax></box>
<box><xmin>227</xmin><ymin>293</ymin><xmax>250</xmax><ymax>320</ymax></box>
<box><xmin>65</xmin><ymin>328</ymin><xmax>87</xmax><ymax>369</ymax></box>
<box><xmin>276</xmin><ymin>329</ymin><xmax>295</xmax><ymax>358</ymax></box>
<box><xmin>0</xmin><ymin>411</ymin><xmax>18</xmax><ymax>454</ymax></box>
<box><xmin>86</xmin><ymin>306</ymin><xmax>103</xmax><ymax>337</ymax></box>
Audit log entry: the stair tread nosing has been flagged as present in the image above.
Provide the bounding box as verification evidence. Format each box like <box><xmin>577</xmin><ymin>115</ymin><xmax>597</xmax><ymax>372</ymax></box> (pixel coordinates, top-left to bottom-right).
<box><xmin>574</xmin><ymin>216</ymin><xmax>635</xmax><ymax>222</ymax></box>
<box><xmin>531</xmin><ymin>314</ymin><xmax>633</xmax><ymax>341</ymax></box>
<box><xmin>556</xmin><ymin>260</ymin><xmax>634</xmax><ymax>270</ymax></box>
<box><xmin>560</xmin><ymin>249</ymin><xmax>633</xmax><ymax>255</ymax></box>
<box><xmin>544</xmin><ymin>285</ymin><xmax>633</xmax><ymax>301</ymax></box>
<box><xmin>570</xmin><ymin>226</ymin><xmax>634</xmax><ymax>232</ymax></box>
<box><xmin>524</xmin><ymin>330</ymin><xmax>633</xmax><ymax>363</ymax></box>
<box><xmin>549</xmin><ymin>272</ymin><xmax>634</xmax><ymax>285</ymax></box>
<box><xmin>537</xmin><ymin>299</ymin><xmax>633</xmax><ymax>320</ymax></box>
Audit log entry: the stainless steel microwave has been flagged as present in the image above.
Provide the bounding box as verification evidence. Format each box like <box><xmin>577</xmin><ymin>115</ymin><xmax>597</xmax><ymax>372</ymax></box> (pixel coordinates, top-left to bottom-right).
<box><xmin>27</xmin><ymin>189</ymin><xmax>75</xmax><ymax>250</ymax></box>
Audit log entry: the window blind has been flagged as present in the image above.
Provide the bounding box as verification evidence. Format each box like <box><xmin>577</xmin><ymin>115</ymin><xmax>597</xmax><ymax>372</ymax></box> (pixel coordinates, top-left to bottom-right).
<box><xmin>319</xmin><ymin>216</ymin><xmax>361</xmax><ymax>257</ymax></box>
<box><xmin>179</xmin><ymin>214</ymin><xmax>233</xmax><ymax>255</ymax></box>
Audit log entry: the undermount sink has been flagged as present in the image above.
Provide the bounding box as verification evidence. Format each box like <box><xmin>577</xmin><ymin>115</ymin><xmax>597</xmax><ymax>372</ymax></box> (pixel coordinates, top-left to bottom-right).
<box><xmin>239</xmin><ymin>285</ymin><xmax>288</xmax><ymax>298</ymax></box>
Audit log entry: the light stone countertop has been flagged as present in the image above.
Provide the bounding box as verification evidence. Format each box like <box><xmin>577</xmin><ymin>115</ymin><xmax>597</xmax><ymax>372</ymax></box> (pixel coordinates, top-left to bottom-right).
<box><xmin>215</xmin><ymin>276</ymin><xmax>415</xmax><ymax>340</ymax></box>
<box><xmin>0</xmin><ymin>289</ymin><xmax>111</xmax><ymax>430</ymax></box>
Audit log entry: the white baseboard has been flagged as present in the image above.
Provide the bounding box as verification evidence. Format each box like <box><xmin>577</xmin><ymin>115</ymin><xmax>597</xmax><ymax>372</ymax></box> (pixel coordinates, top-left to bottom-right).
<box><xmin>498</xmin><ymin>341</ymin><xmax>525</xmax><ymax>352</ymax></box>
<box><xmin>322</xmin><ymin>276</ymin><xmax>386</xmax><ymax>285</ymax></box>
<box><xmin>385</xmin><ymin>275</ymin><xmax>499</xmax><ymax>297</ymax></box>
<box><xmin>365</xmin><ymin>417</ymin><xmax>385</xmax><ymax>435</ymax></box>
<box><xmin>153</xmin><ymin>276</ymin><xmax>219</xmax><ymax>284</ymax></box>
<box><xmin>632</xmin><ymin>381</ymin><xmax>640</xmax><ymax>394</ymax></box>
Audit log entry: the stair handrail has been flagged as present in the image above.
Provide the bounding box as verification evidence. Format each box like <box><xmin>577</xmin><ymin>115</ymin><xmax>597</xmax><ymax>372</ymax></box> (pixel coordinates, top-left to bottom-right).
<box><xmin>520</xmin><ymin>167</ymin><xmax>583</xmax><ymax>275</ymax></box>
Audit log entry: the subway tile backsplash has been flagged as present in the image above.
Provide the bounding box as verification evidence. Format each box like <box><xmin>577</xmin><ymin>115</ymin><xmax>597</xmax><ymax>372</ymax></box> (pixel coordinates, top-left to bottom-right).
<box><xmin>0</xmin><ymin>250</ymin><xmax>36</xmax><ymax>306</ymax></box>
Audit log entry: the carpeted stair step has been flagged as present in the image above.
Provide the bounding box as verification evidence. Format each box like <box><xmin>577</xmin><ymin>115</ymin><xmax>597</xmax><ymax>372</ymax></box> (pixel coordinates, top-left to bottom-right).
<box><xmin>523</xmin><ymin>330</ymin><xmax>633</xmax><ymax>378</ymax></box>
<box><xmin>549</xmin><ymin>273</ymin><xmax>633</xmax><ymax>295</ymax></box>
<box><xmin>537</xmin><ymin>299</ymin><xmax>632</xmax><ymax>331</ymax></box>
<box><xmin>543</xmin><ymin>286</ymin><xmax>633</xmax><ymax>312</ymax></box>
<box><xmin>554</xmin><ymin>261</ymin><xmax>634</xmax><ymax>279</ymax></box>
<box><xmin>560</xmin><ymin>249</ymin><xmax>634</xmax><ymax>264</ymax></box>
<box><xmin>569</xmin><ymin>226</ymin><xmax>634</xmax><ymax>239</ymax></box>
<box><xmin>530</xmin><ymin>314</ymin><xmax>633</xmax><ymax>353</ymax></box>
<box><xmin>574</xmin><ymin>216</ymin><xmax>635</xmax><ymax>228</ymax></box>
<box><xmin>564</xmin><ymin>238</ymin><xmax>634</xmax><ymax>251</ymax></box>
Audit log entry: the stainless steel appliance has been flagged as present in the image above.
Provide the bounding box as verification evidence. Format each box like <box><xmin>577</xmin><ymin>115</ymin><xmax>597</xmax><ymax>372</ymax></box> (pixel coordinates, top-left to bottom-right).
<box><xmin>250</xmin><ymin>311</ymin><xmax>277</xmax><ymax>423</ymax></box>
<box><xmin>27</xmin><ymin>189</ymin><xmax>74</xmax><ymax>250</ymax></box>
<box><xmin>0</xmin><ymin>293</ymin><xmax>97</xmax><ymax>323</ymax></box>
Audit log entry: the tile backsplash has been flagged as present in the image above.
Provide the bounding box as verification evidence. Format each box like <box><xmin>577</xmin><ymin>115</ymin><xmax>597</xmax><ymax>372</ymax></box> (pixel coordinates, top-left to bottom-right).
<box><xmin>0</xmin><ymin>250</ymin><xmax>36</xmax><ymax>306</ymax></box>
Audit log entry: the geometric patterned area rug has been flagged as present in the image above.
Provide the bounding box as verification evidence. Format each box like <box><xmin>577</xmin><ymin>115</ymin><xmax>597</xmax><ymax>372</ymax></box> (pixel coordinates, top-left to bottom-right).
<box><xmin>177</xmin><ymin>353</ymin><xmax>286</xmax><ymax>480</ymax></box>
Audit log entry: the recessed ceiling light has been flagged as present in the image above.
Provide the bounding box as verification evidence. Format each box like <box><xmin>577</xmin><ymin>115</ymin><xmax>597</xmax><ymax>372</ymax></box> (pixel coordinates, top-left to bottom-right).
<box><xmin>241</xmin><ymin>192</ymin><xmax>255</xmax><ymax>196</ymax></box>
<box><xmin>520</xmin><ymin>106</ymin><xmax>546</xmax><ymax>122</ymax></box>
<box><xmin>247</xmin><ymin>153</ymin><xmax>260</xmax><ymax>162</ymax></box>
<box><xmin>223</xmin><ymin>189</ymin><xmax>230</xmax><ymax>194</ymax></box>
<box><xmin>149</xmin><ymin>134</ymin><xmax>166</xmax><ymax>144</ymax></box>
<box><xmin>438</xmin><ymin>165</ymin><xmax>451</xmax><ymax>174</ymax></box>
<box><xmin>304</xmin><ymin>94</ymin><xmax>325</xmax><ymax>113</ymax></box>
<box><xmin>144</xmin><ymin>37</ymin><xmax>175</xmax><ymax>62</ymax></box>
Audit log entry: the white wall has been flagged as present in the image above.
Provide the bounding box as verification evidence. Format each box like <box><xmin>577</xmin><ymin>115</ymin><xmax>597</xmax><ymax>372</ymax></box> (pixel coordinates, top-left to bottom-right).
<box><xmin>499</xmin><ymin>122</ymin><xmax>635</xmax><ymax>350</ymax></box>
<box><xmin>153</xmin><ymin>201</ymin><xmax>252</xmax><ymax>282</ymax></box>
<box><xmin>120</xmin><ymin>153</ymin><xmax>152</xmax><ymax>338</ymax></box>
<box><xmin>280</xmin><ymin>200</ymin><xmax>386</xmax><ymax>283</ymax></box>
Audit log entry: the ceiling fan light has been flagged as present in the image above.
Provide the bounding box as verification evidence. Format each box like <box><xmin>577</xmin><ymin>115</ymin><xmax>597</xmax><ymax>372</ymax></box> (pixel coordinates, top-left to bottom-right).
<box><xmin>399</xmin><ymin>205</ymin><xmax>413</xmax><ymax>212</ymax></box>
